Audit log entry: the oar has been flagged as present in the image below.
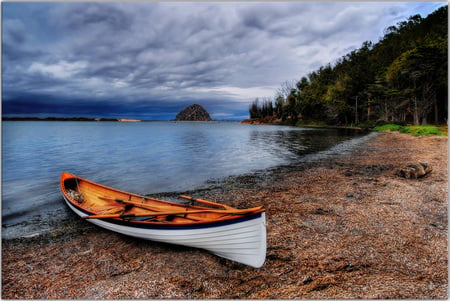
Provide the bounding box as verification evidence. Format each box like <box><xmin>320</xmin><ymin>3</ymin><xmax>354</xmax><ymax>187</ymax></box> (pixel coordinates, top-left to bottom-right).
<box><xmin>98</xmin><ymin>196</ymin><xmax>171</xmax><ymax>212</ymax></box>
<box><xmin>97</xmin><ymin>196</ymin><xmax>205</xmax><ymax>222</ymax></box>
<box><xmin>179</xmin><ymin>195</ymin><xmax>234</xmax><ymax>209</ymax></box>
<box><xmin>83</xmin><ymin>206</ymin><xmax>264</xmax><ymax>220</ymax></box>
<box><xmin>101</xmin><ymin>196</ymin><xmax>228</xmax><ymax>213</ymax></box>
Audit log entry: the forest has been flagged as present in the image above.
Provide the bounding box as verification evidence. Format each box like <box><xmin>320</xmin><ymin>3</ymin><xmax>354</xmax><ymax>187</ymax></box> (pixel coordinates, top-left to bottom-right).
<box><xmin>249</xmin><ymin>6</ymin><xmax>447</xmax><ymax>126</ymax></box>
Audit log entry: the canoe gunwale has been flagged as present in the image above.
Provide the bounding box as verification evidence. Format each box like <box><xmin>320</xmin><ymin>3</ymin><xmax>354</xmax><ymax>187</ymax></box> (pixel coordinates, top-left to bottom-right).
<box><xmin>60</xmin><ymin>172</ymin><xmax>265</xmax><ymax>227</ymax></box>
<box><xmin>63</xmin><ymin>194</ymin><xmax>265</xmax><ymax>230</ymax></box>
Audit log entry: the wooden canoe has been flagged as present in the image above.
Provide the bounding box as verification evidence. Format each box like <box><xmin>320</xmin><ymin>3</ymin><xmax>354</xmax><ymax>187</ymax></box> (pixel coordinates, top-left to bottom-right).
<box><xmin>60</xmin><ymin>172</ymin><xmax>266</xmax><ymax>268</ymax></box>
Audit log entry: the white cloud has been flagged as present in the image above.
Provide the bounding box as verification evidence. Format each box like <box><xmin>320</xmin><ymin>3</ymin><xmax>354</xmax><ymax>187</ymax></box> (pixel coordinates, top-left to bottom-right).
<box><xmin>192</xmin><ymin>85</ymin><xmax>278</xmax><ymax>102</ymax></box>
<box><xmin>28</xmin><ymin>60</ymin><xmax>87</xmax><ymax>79</ymax></box>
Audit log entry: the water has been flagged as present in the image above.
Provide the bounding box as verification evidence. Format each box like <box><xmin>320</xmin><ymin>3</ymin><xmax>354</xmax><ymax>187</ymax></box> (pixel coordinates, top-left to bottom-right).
<box><xmin>2</xmin><ymin>121</ymin><xmax>370</xmax><ymax>238</ymax></box>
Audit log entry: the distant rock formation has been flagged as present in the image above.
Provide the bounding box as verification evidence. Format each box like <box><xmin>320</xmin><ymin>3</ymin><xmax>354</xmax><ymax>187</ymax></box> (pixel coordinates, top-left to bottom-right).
<box><xmin>175</xmin><ymin>104</ymin><xmax>212</xmax><ymax>121</ymax></box>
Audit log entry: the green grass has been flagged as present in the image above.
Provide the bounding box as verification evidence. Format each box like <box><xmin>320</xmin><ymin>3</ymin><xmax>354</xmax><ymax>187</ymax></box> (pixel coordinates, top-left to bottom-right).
<box><xmin>373</xmin><ymin>124</ymin><xmax>447</xmax><ymax>136</ymax></box>
<box><xmin>373</xmin><ymin>124</ymin><xmax>404</xmax><ymax>132</ymax></box>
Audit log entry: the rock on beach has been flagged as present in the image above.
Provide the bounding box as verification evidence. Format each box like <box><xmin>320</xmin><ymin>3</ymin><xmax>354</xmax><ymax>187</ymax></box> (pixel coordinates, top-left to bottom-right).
<box><xmin>2</xmin><ymin>131</ymin><xmax>447</xmax><ymax>299</ymax></box>
<box><xmin>397</xmin><ymin>162</ymin><xmax>433</xmax><ymax>179</ymax></box>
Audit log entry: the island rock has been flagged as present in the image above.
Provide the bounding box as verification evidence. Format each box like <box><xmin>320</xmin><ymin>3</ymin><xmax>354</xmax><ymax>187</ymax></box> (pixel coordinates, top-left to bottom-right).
<box><xmin>175</xmin><ymin>104</ymin><xmax>212</xmax><ymax>121</ymax></box>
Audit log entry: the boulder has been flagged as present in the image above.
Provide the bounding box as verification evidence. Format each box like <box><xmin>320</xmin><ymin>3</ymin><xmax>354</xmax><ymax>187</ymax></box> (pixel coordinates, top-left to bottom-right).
<box><xmin>175</xmin><ymin>104</ymin><xmax>212</xmax><ymax>121</ymax></box>
<box><xmin>396</xmin><ymin>162</ymin><xmax>432</xmax><ymax>179</ymax></box>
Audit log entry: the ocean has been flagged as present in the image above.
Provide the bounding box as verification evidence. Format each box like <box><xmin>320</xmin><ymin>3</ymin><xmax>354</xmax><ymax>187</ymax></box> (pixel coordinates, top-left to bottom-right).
<box><xmin>2</xmin><ymin>121</ymin><xmax>371</xmax><ymax>238</ymax></box>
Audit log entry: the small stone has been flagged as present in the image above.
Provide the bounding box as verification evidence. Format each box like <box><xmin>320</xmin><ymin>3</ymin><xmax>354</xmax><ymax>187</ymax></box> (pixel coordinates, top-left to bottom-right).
<box><xmin>302</xmin><ymin>276</ymin><xmax>313</xmax><ymax>285</ymax></box>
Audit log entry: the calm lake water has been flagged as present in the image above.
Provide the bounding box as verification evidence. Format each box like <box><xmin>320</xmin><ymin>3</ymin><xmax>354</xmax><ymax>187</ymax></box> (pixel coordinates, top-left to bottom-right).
<box><xmin>2</xmin><ymin>121</ymin><xmax>372</xmax><ymax>238</ymax></box>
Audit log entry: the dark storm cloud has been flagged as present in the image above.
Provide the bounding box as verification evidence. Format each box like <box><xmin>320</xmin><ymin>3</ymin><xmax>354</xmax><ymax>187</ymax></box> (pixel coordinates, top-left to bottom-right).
<box><xmin>3</xmin><ymin>19</ymin><xmax>27</xmax><ymax>44</ymax></box>
<box><xmin>3</xmin><ymin>91</ymin><xmax>187</xmax><ymax>118</ymax></box>
<box><xmin>2</xmin><ymin>19</ymin><xmax>43</xmax><ymax>63</ymax></box>
<box><xmin>58</xmin><ymin>2</ymin><xmax>132</xmax><ymax>31</ymax></box>
<box><xmin>2</xmin><ymin>2</ymin><xmax>445</xmax><ymax>120</ymax></box>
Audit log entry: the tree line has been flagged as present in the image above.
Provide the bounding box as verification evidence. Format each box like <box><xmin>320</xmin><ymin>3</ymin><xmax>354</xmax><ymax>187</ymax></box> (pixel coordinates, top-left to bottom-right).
<box><xmin>250</xmin><ymin>6</ymin><xmax>447</xmax><ymax>126</ymax></box>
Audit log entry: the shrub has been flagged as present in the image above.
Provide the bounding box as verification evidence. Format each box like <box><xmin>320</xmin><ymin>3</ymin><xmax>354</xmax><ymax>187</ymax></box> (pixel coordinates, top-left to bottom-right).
<box><xmin>401</xmin><ymin>125</ymin><xmax>445</xmax><ymax>136</ymax></box>
<box><xmin>373</xmin><ymin>124</ymin><xmax>447</xmax><ymax>136</ymax></box>
<box><xmin>373</xmin><ymin>124</ymin><xmax>404</xmax><ymax>132</ymax></box>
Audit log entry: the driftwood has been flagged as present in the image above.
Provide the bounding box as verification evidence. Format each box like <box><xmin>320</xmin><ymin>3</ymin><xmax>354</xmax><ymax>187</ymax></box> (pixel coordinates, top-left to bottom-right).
<box><xmin>396</xmin><ymin>162</ymin><xmax>432</xmax><ymax>179</ymax></box>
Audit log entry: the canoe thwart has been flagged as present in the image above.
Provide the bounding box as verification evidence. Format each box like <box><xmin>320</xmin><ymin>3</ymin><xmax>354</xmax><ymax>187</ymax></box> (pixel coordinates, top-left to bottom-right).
<box><xmin>179</xmin><ymin>195</ymin><xmax>233</xmax><ymax>209</ymax></box>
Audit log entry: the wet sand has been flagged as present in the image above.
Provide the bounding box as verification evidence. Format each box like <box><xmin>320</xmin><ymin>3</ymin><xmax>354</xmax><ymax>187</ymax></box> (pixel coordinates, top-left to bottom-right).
<box><xmin>2</xmin><ymin>131</ymin><xmax>447</xmax><ymax>299</ymax></box>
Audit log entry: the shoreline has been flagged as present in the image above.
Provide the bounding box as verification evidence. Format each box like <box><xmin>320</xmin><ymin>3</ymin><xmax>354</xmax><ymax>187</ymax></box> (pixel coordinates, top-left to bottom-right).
<box><xmin>2</xmin><ymin>127</ymin><xmax>370</xmax><ymax>241</ymax></box>
<box><xmin>2</xmin><ymin>132</ymin><xmax>447</xmax><ymax>299</ymax></box>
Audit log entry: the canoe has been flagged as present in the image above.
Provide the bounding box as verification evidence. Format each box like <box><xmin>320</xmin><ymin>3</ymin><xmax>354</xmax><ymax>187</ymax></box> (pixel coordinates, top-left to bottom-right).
<box><xmin>59</xmin><ymin>172</ymin><xmax>266</xmax><ymax>268</ymax></box>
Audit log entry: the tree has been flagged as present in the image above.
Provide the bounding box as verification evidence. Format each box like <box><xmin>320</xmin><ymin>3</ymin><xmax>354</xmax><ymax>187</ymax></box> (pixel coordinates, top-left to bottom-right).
<box><xmin>249</xmin><ymin>98</ymin><xmax>261</xmax><ymax>119</ymax></box>
<box><xmin>275</xmin><ymin>95</ymin><xmax>284</xmax><ymax>119</ymax></box>
<box><xmin>386</xmin><ymin>45</ymin><xmax>445</xmax><ymax>124</ymax></box>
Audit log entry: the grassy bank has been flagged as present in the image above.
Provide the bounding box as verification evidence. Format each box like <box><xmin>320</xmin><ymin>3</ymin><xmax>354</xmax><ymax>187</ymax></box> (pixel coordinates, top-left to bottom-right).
<box><xmin>373</xmin><ymin>124</ymin><xmax>448</xmax><ymax>136</ymax></box>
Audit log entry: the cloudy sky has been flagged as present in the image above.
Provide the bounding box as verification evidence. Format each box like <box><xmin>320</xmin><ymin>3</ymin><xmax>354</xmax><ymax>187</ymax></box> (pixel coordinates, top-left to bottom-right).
<box><xmin>2</xmin><ymin>1</ymin><xmax>445</xmax><ymax>120</ymax></box>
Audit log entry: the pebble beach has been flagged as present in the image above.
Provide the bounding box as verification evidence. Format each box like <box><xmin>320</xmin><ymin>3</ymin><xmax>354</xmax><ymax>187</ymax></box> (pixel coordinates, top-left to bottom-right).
<box><xmin>2</xmin><ymin>131</ymin><xmax>448</xmax><ymax>299</ymax></box>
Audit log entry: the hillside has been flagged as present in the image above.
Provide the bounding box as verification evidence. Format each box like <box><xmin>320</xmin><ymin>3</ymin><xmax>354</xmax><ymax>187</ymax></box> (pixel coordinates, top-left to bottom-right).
<box><xmin>249</xmin><ymin>6</ymin><xmax>447</xmax><ymax>126</ymax></box>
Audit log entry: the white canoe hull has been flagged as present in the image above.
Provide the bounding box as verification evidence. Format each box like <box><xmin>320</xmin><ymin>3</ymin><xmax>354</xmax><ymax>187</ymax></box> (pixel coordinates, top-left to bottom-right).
<box><xmin>64</xmin><ymin>196</ymin><xmax>266</xmax><ymax>268</ymax></box>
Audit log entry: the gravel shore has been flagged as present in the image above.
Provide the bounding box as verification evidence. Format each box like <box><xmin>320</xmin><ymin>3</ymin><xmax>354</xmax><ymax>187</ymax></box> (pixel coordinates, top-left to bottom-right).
<box><xmin>2</xmin><ymin>131</ymin><xmax>447</xmax><ymax>299</ymax></box>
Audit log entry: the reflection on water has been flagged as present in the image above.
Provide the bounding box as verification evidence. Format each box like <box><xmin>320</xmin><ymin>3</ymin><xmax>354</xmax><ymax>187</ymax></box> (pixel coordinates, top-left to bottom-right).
<box><xmin>2</xmin><ymin>121</ymin><xmax>367</xmax><ymax>238</ymax></box>
<box><xmin>249</xmin><ymin>127</ymin><xmax>365</xmax><ymax>158</ymax></box>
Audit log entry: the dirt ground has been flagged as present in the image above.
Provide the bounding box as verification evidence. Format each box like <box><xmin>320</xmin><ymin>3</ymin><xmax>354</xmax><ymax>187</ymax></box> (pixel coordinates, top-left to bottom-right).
<box><xmin>2</xmin><ymin>131</ymin><xmax>448</xmax><ymax>299</ymax></box>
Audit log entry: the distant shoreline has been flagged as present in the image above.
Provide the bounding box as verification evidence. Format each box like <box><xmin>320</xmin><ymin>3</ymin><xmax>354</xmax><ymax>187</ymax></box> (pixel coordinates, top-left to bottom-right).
<box><xmin>2</xmin><ymin>117</ymin><xmax>232</xmax><ymax>122</ymax></box>
<box><xmin>2</xmin><ymin>117</ymin><xmax>143</xmax><ymax>122</ymax></box>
